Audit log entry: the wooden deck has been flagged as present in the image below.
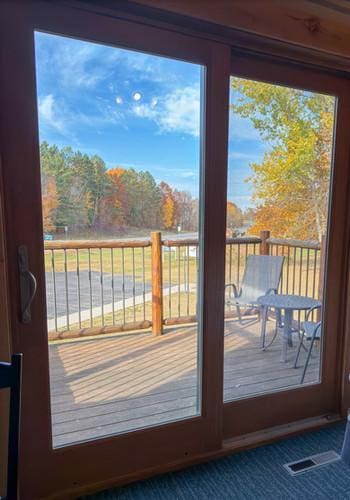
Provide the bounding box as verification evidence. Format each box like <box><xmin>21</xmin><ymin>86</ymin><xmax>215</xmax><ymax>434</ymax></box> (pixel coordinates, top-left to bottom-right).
<box><xmin>49</xmin><ymin>317</ymin><xmax>320</xmax><ymax>447</ymax></box>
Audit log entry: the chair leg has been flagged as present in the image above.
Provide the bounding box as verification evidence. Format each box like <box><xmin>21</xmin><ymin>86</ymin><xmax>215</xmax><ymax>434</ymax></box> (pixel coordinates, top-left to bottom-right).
<box><xmin>260</xmin><ymin>306</ymin><xmax>268</xmax><ymax>350</ymax></box>
<box><xmin>300</xmin><ymin>335</ymin><xmax>316</xmax><ymax>384</ymax></box>
<box><xmin>294</xmin><ymin>331</ymin><xmax>305</xmax><ymax>368</ymax></box>
<box><xmin>276</xmin><ymin>308</ymin><xmax>282</xmax><ymax>328</ymax></box>
<box><xmin>236</xmin><ymin>304</ymin><xmax>242</xmax><ymax>324</ymax></box>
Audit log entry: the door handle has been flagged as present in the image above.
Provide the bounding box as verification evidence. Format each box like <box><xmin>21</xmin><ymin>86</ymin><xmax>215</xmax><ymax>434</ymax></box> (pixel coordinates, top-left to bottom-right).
<box><xmin>18</xmin><ymin>245</ymin><xmax>37</xmax><ymax>323</ymax></box>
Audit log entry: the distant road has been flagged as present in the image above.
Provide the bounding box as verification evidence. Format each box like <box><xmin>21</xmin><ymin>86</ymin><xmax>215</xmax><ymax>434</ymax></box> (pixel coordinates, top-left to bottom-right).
<box><xmin>45</xmin><ymin>232</ymin><xmax>199</xmax><ymax>323</ymax></box>
<box><xmin>45</xmin><ymin>271</ymin><xmax>152</xmax><ymax>320</ymax></box>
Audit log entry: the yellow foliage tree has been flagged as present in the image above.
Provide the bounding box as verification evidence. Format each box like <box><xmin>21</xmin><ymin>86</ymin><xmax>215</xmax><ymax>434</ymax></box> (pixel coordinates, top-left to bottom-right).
<box><xmin>231</xmin><ymin>78</ymin><xmax>334</xmax><ymax>241</ymax></box>
<box><xmin>160</xmin><ymin>181</ymin><xmax>176</xmax><ymax>230</ymax></box>
<box><xmin>42</xmin><ymin>174</ymin><xmax>58</xmax><ymax>232</ymax></box>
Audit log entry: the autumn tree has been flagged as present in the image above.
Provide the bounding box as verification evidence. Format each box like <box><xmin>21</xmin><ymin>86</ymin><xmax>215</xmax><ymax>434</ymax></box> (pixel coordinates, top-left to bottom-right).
<box><xmin>40</xmin><ymin>142</ymin><xmax>110</xmax><ymax>231</ymax></box>
<box><xmin>173</xmin><ymin>190</ymin><xmax>198</xmax><ymax>231</ymax></box>
<box><xmin>138</xmin><ymin>171</ymin><xmax>162</xmax><ymax>228</ymax></box>
<box><xmin>72</xmin><ymin>152</ymin><xmax>110</xmax><ymax>228</ymax></box>
<box><xmin>118</xmin><ymin>168</ymin><xmax>162</xmax><ymax>228</ymax></box>
<box><xmin>242</xmin><ymin>208</ymin><xmax>256</xmax><ymax>227</ymax></box>
<box><xmin>230</xmin><ymin>79</ymin><xmax>334</xmax><ymax>241</ymax></box>
<box><xmin>160</xmin><ymin>181</ymin><xmax>176</xmax><ymax>229</ymax></box>
<box><xmin>40</xmin><ymin>142</ymin><xmax>76</xmax><ymax>228</ymax></box>
<box><xmin>41</xmin><ymin>173</ymin><xmax>58</xmax><ymax>232</ymax></box>
<box><xmin>226</xmin><ymin>201</ymin><xmax>243</xmax><ymax>233</ymax></box>
<box><xmin>40</xmin><ymin>141</ymin><xmax>199</xmax><ymax>235</ymax></box>
<box><xmin>104</xmin><ymin>168</ymin><xmax>127</xmax><ymax>228</ymax></box>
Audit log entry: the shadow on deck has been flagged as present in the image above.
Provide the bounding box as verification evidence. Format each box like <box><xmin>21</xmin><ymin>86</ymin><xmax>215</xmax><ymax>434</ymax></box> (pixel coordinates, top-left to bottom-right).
<box><xmin>48</xmin><ymin>316</ymin><xmax>320</xmax><ymax>447</ymax></box>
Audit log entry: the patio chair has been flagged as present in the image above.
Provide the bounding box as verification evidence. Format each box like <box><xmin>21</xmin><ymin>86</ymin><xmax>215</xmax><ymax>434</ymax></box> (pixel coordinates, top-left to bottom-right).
<box><xmin>294</xmin><ymin>305</ymin><xmax>322</xmax><ymax>383</ymax></box>
<box><xmin>225</xmin><ymin>255</ymin><xmax>284</xmax><ymax>324</ymax></box>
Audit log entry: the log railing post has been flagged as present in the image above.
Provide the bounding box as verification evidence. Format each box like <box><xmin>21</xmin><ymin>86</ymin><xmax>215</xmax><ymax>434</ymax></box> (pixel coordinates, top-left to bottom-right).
<box><xmin>151</xmin><ymin>231</ymin><xmax>163</xmax><ymax>335</ymax></box>
<box><xmin>260</xmin><ymin>230</ymin><xmax>270</xmax><ymax>255</ymax></box>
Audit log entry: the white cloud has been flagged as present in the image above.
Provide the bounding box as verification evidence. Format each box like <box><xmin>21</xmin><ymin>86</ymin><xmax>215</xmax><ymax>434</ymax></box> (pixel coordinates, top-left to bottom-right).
<box><xmin>119</xmin><ymin>51</ymin><xmax>175</xmax><ymax>85</ymax></box>
<box><xmin>38</xmin><ymin>93</ymin><xmax>124</xmax><ymax>137</ymax></box>
<box><xmin>229</xmin><ymin>151</ymin><xmax>261</xmax><ymax>162</ymax></box>
<box><xmin>36</xmin><ymin>33</ymin><xmax>202</xmax><ymax>138</ymax></box>
<box><xmin>161</xmin><ymin>86</ymin><xmax>200</xmax><ymax>136</ymax></box>
<box><xmin>38</xmin><ymin>94</ymin><xmax>66</xmax><ymax>134</ymax></box>
<box><xmin>36</xmin><ymin>32</ymin><xmax>178</xmax><ymax>93</ymax></box>
<box><xmin>60</xmin><ymin>46</ymin><xmax>104</xmax><ymax>89</ymax></box>
<box><xmin>179</xmin><ymin>171</ymin><xmax>196</xmax><ymax>178</ymax></box>
<box><xmin>132</xmin><ymin>85</ymin><xmax>200</xmax><ymax>136</ymax></box>
<box><xmin>35</xmin><ymin>35</ymin><xmax>105</xmax><ymax>90</ymax></box>
<box><xmin>133</xmin><ymin>103</ymin><xmax>157</xmax><ymax>120</ymax></box>
<box><xmin>232</xmin><ymin>195</ymin><xmax>251</xmax><ymax>202</ymax></box>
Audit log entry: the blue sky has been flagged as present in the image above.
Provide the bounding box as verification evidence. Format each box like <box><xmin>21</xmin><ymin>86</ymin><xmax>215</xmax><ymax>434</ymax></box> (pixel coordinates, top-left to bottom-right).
<box><xmin>35</xmin><ymin>32</ymin><xmax>266</xmax><ymax>210</ymax></box>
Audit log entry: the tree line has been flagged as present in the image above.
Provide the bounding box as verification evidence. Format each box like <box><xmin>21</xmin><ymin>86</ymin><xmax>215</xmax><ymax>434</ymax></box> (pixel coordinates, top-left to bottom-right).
<box><xmin>41</xmin><ymin>142</ymin><xmax>201</xmax><ymax>235</ymax></box>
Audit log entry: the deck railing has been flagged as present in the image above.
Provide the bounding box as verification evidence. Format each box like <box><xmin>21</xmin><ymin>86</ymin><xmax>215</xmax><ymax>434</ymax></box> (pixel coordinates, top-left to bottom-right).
<box><xmin>45</xmin><ymin>230</ymin><xmax>323</xmax><ymax>340</ymax></box>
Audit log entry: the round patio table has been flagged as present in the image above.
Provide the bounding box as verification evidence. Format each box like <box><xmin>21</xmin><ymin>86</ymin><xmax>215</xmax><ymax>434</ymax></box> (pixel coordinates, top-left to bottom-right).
<box><xmin>257</xmin><ymin>294</ymin><xmax>321</xmax><ymax>362</ymax></box>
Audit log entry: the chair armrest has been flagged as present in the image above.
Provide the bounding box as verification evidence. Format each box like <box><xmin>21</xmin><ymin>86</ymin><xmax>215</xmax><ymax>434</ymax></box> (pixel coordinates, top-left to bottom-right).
<box><xmin>225</xmin><ymin>283</ymin><xmax>240</xmax><ymax>297</ymax></box>
<box><xmin>266</xmin><ymin>288</ymin><xmax>278</xmax><ymax>295</ymax></box>
<box><xmin>305</xmin><ymin>305</ymin><xmax>321</xmax><ymax>321</ymax></box>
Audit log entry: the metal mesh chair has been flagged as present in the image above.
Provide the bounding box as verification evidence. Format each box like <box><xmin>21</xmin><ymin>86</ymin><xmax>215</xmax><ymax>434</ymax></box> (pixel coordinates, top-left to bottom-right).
<box><xmin>294</xmin><ymin>305</ymin><xmax>322</xmax><ymax>383</ymax></box>
<box><xmin>225</xmin><ymin>255</ymin><xmax>284</xmax><ymax>323</ymax></box>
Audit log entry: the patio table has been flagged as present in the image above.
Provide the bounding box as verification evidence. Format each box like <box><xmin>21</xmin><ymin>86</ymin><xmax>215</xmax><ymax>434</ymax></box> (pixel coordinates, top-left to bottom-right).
<box><xmin>257</xmin><ymin>294</ymin><xmax>321</xmax><ymax>362</ymax></box>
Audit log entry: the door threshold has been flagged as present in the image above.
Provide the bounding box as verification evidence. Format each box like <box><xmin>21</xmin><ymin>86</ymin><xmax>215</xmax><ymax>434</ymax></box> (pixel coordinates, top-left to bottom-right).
<box><xmin>222</xmin><ymin>413</ymin><xmax>342</xmax><ymax>453</ymax></box>
<box><xmin>50</xmin><ymin>413</ymin><xmax>343</xmax><ymax>499</ymax></box>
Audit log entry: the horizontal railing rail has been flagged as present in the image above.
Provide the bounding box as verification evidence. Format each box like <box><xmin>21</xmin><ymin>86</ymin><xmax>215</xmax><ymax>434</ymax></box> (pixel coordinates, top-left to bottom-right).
<box><xmin>45</xmin><ymin>239</ymin><xmax>151</xmax><ymax>249</ymax></box>
<box><xmin>45</xmin><ymin>230</ymin><xmax>324</xmax><ymax>340</ymax></box>
<box><xmin>267</xmin><ymin>237</ymin><xmax>320</xmax><ymax>250</ymax></box>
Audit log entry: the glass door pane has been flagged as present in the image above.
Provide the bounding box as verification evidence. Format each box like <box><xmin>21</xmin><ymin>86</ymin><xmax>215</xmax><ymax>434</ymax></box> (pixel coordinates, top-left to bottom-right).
<box><xmin>224</xmin><ymin>76</ymin><xmax>335</xmax><ymax>401</ymax></box>
<box><xmin>34</xmin><ymin>32</ymin><xmax>204</xmax><ymax>447</ymax></box>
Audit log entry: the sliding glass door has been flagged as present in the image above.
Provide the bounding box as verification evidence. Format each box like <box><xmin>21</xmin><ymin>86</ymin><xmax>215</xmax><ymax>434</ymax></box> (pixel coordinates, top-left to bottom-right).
<box><xmin>0</xmin><ymin>3</ymin><xmax>229</xmax><ymax>497</ymax></box>
<box><xmin>2</xmin><ymin>2</ymin><xmax>350</xmax><ymax>498</ymax></box>
<box><xmin>35</xmin><ymin>30</ymin><xmax>205</xmax><ymax>448</ymax></box>
<box><xmin>223</xmin><ymin>54</ymin><xmax>350</xmax><ymax>437</ymax></box>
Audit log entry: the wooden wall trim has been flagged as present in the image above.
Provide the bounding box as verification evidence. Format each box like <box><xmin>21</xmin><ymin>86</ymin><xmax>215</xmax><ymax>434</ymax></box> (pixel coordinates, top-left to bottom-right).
<box><xmin>0</xmin><ymin>156</ymin><xmax>12</xmax><ymax>496</ymax></box>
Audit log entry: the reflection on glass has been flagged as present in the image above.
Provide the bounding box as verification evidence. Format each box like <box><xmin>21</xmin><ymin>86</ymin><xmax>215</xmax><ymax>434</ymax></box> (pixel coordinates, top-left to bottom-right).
<box><xmin>35</xmin><ymin>32</ymin><xmax>203</xmax><ymax>447</ymax></box>
<box><xmin>224</xmin><ymin>76</ymin><xmax>335</xmax><ymax>401</ymax></box>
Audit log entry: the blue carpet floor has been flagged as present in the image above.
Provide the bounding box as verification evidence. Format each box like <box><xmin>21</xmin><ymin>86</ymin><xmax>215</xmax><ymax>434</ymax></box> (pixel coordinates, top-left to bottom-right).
<box><xmin>84</xmin><ymin>422</ymin><xmax>350</xmax><ymax>499</ymax></box>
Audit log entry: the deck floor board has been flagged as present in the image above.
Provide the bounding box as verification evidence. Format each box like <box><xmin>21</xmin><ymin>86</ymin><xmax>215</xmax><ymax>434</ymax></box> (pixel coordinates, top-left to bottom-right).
<box><xmin>49</xmin><ymin>318</ymin><xmax>321</xmax><ymax>447</ymax></box>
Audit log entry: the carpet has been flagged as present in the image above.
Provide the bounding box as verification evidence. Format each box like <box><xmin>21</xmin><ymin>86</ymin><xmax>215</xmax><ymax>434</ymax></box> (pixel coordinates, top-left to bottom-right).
<box><xmin>83</xmin><ymin>422</ymin><xmax>350</xmax><ymax>499</ymax></box>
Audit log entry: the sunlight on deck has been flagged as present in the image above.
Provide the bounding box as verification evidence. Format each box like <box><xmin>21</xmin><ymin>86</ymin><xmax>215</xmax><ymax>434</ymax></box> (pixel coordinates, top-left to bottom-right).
<box><xmin>49</xmin><ymin>318</ymin><xmax>320</xmax><ymax>447</ymax></box>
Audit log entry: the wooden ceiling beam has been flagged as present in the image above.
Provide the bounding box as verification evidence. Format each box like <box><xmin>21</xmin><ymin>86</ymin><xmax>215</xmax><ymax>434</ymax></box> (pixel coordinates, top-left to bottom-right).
<box><xmin>132</xmin><ymin>0</ymin><xmax>350</xmax><ymax>62</ymax></box>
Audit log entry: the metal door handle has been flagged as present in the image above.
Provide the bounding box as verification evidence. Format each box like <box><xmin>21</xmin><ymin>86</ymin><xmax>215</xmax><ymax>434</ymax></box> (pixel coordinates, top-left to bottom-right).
<box><xmin>18</xmin><ymin>245</ymin><xmax>37</xmax><ymax>323</ymax></box>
